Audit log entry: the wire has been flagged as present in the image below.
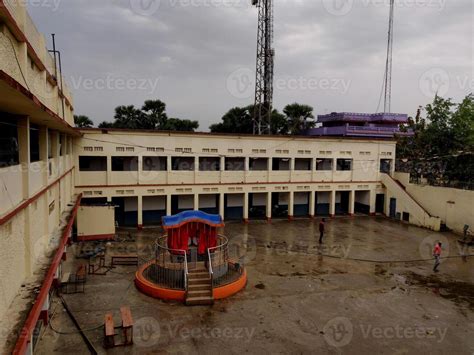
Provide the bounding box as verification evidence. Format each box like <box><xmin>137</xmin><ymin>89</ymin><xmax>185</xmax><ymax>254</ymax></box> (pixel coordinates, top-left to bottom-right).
<box><xmin>3</xmin><ymin>33</ymin><xmax>31</xmax><ymax>92</ymax></box>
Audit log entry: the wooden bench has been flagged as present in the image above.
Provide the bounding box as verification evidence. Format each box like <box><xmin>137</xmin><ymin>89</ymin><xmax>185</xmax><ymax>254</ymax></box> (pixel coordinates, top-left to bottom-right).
<box><xmin>104</xmin><ymin>313</ymin><xmax>116</xmax><ymax>348</ymax></box>
<box><xmin>103</xmin><ymin>307</ymin><xmax>134</xmax><ymax>348</ymax></box>
<box><xmin>111</xmin><ymin>256</ymin><xmax>138</xmax><ymax>267</ymax></box>
<box><xmin>120</xmin><ymin>306</ymin><xmax>134</xmax><ymax>345</ymax></box>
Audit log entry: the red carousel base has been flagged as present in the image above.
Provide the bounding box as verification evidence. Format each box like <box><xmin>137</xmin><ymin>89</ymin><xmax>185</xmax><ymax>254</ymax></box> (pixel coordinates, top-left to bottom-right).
<box><xmin>134</xmin><ymin>261</ymin><xmax>247</xmax><ymax>302</ymax></box>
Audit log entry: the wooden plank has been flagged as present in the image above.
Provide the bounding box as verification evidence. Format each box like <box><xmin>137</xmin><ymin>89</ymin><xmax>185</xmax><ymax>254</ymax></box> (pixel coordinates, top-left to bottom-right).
<box><xmin>120</xmin><ymin>306</ymin><xmax>133</xmax><ymax>328</ymax></box>
<box><xmin>104</xmin><ymin>313</ymin><xmax>115</xmax><ymax>336</ymax></box>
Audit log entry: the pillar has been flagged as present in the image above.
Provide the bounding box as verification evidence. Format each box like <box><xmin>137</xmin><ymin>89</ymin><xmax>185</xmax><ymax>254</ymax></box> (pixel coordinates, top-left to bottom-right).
<box><xmin>219</xmin><ymin>193</ymin><xmax>225</xmax><ymax>220</ymax></box>
<box><xmin>349</xmin><ymin>190</ymin><xmax>355</xmax><ymax>216</ymax></box>
<box><xmin>18</xmin><ymin>116</ymin><xmax>30</xmax><ymax>199</ymax></box>
<box><xmin>106</xmin><ymin>156</ymin><xmax>112</xmax><ymax>185</ymax></box>
<box><xmin>194</xmin><ymin>194</ymin><xmax>199</xmax><ymax>211</ymax></box>
<box><xmin>288</xmin><ymin>191</ymin><xmax>294</xmax><ymax>221</ymax></box>
<box><xmin>243</xmin><ymin>193</ymin><xmax>249</xmax><ymax>223</ymax></box>
<box><xmin>166</xmin><ymin>194</ymin><xmax>172</xmax><ymax>216</ymax></box>
<box><xmin>166</xmin><ymin>156</ymin><xmax>172</xmax><ymax>184</ymax></box>
<box><xmin>220</xmin><ymin>157</ymin><xmax>225</xmax><ymax>171</ymax></box>
<box><xmin>309</xmin><ymin>191</ymin><xmax>315</xmax><ymax>218</ymax></box>
<box><xmin>39</xmin><ymin>126</ymin><xmax>48</xmax><ymax>186</ymax></box>
<box><xmin>369</xmin><ymin>189</ymin><xmax>376</xmax><ymax>216</ymax></box>
<box><xmin>330</xmin><ymin>190</ymin><xmax>336</xmax><ymax>217</ymax></box>
<box><xmin>266</xmin><ymin>192</ymin><xmax>272</xmax><ymax>222</ymax></box>
<box><xmin>137</xmin><ymin>195</ymin><xmax>143</xmax><ymax>229</ymax></box>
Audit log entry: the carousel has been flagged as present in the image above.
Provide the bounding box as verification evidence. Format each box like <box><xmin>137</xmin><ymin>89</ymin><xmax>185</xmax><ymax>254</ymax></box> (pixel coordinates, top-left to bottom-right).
<box><xmin>135</xmin><ymin>211</ymin><xmax>247</xmax><ymax>305</ymax></box>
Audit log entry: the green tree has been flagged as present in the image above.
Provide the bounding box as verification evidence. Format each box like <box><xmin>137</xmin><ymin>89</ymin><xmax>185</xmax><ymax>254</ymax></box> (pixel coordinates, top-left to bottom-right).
<box><xmin>162</xmin><ymin>118</ymin><xmax>199</xmax><ymax>132</ymax></box>
<box><xmin>142</xmin><ymin>99</ymin><xmax>168</xmax><ymax>129</ymax></box>
<box><xmin>282</xmin><ymin>103</ymin><xmax>315</xmax><ymax>135</ymax></box>
<box><xmin>209</xmin><ymin>105</ymin><xmax>290</xmax><ymax>134</ymax></box>
<box><xmin>74</xmin><ymin>115</ymin><xmax>93</xmax><ymax>128</ymax></box>
<box><xmin>113</xmin><ymin>105</ymin><xmax>150</xmax><ymax>129</ymax></box>
<box><xmin>98</xmin><ymin>121</ymin><xmax>114</xmax><ymax>129</ymax></box>
<box><xmin>397</xmin><ymin>94</ymin><xmax>474</xmax><ymax>187</ymax></box>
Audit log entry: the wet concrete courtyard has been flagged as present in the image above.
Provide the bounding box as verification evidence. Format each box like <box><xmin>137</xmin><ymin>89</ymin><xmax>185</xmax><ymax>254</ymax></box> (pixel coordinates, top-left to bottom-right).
<box><xmin>35</xmin><ymin>216</ymin><xmax>474</xmax><ymax>354</ymax></box>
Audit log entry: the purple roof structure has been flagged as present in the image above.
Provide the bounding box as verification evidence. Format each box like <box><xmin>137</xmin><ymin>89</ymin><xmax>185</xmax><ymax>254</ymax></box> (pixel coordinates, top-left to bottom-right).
<box><xmin>306</xmin><ymin>112</ymin><xmax>413</xmax><ymax>138</ymax></box>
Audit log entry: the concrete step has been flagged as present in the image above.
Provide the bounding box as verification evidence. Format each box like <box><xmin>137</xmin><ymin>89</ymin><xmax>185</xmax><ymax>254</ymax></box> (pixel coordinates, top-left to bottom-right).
<box><xmin>188</xmin><ymin>271</ymin><xmax>209</xmax><ymax>276</ymax></box>
<box><xmin>187</xmin><ymin>275</ymin><xmax>210</xmax><ymax>282</ymax></box>
<box><xmin>188</xmin><ymin>278</ymin><xmax>210</xmax><ymax>285</ymax></box>
<box><xmin>187</xmin><ymin>289</ymin><xmax>212</xmax><ymax>298</ymax></box>
<box><xmin>186</xmin><ymin>296</ymin><xmax>214</xmax><ymax>306</ymax></box>
<box><xmin>187</xmin><ymin>284</ymin><xmax>211</xmax><ymax>291</ymax></box>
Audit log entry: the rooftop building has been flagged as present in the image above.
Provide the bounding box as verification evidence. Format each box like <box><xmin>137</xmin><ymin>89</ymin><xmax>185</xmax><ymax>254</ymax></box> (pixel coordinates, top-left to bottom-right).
<box><xmin>306</xmin><ymin>112</ymin><xmax>413</xmax><ymax>138</ymax></box>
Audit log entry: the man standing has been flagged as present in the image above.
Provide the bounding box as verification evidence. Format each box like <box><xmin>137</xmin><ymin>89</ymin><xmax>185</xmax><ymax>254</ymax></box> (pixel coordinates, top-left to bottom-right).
<box><xmin>433</xmin><ymin>242</ymin><xmax>442</xmax><ymax>272</ymax></box>
<box><xmin>319</xmin><ymin>218</ymin><xmax>326</xmax><ymax>244</ymax></box>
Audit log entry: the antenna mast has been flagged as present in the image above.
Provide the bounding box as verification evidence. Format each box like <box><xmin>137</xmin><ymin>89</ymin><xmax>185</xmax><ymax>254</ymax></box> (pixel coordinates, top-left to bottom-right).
<box><xmin>252</xmin><ymin>0</ymin><xmax>274</xmax><ymax>135</ymax></box>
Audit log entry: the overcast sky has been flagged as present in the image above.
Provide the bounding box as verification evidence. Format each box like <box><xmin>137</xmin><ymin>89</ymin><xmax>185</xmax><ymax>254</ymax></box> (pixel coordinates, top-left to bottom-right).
<box><xmin>28</xmin><ymin>0</ymin><xmax>473</xmax><ymax>129</ymax></box>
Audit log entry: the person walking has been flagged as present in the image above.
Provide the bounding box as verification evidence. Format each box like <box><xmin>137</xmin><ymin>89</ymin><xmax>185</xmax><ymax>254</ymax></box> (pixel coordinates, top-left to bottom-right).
<box><xmin>433</xmin><ymin>242</ymin><xmax>442</xmax><ymax>272</ymax></box>
<box><xmin>319</xmin><ymin>218</ymin><xmax>326</xmax><ymax>244</ymax></box>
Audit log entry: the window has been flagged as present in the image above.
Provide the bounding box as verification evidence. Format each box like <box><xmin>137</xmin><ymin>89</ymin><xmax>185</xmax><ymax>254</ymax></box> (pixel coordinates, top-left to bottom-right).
<box><xmin>79</xmin><ymin>156</ymin><xmax>107</xmax><ymax>171</ymax></box>
<box><xmin>272</xmin><ymin>158</ymin><xmax>290</xmax><ymax>171</ymax></box>
<box><xmin>380</xmin><ymin>159</ymin><xmax>392</xmax><ymax>174</ymax></box>
<box><xmin>48</xmin><ymin>132</ymin><xmax>53</xmax><ymax>159</ymax></box>
<box><xmin>0</xmin><ymin>119</ymin><xmax>19</xmax><ymax>167</ymax></box>
<box><xmin>316</xmin><ymin>158</ymin><xmax>333</xmax><ymax>171</ymax></box>
<box><xmin>295</xmin><ymin>158</ymin><xmax>311</xmax><ymax>171</ymax></box>
<box><xmin>30</xmin><ymin>125</ymin><xmax>40</xmax><ymax>162</ymax></box>
<box><xmin>112</xmin><ymin>156</ymin><xmax>138</xmax><ymax>171</ymax></box>
<box><xmin>172</xmin><ymin>157</ymin><xmax>195</xmax><ymax>171</ymax></box>
<box><xmin>143</xmin><ymin>156</ymin><xmax>167</xmax><ymax>171</ymax></box>
<box><xmin>336</xmin><ymin>159</ymin><xmax>352</xmax><ymax>171</ymax></box>
<box><xmin>199</xmin><ymin>157</ymin><xmax>220</xmax><ymax>171</ymax></box>
<box><xmin>249</xmin><ymin>158</ymin><xmax>268</xmax><ymax>171</ymax></box>
<box><xmin>225</xmin><ymin>157</ymin><xmax>245</xmax><ymax>171</ymax></box>
<box><xmin>59</xmin><ymin>135</ymin><xmax>64</xmax><ymax>156</ymax></box>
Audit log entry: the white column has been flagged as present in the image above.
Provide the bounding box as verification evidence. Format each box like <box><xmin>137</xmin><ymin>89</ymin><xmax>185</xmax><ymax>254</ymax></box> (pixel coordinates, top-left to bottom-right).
<box><xmin>194</xmin><ymin>193</ymin><xmax>199</xmax><ymax>211</ymax></box>
<box><xmin>166</xmin><ymin>194</ymin><xmax>172</xmax><ymax>216</ymax></box>
<box><xmin>349</xmin><ymin>190</ymin><xmax>355</xmax><ymax>216</ymax></box>
<box><xmin>137</xmin><ymin>195</ymin><xmax>143</xmax><ymax>229</ymax></box>
<box><xmin>106</xmin><ymin>156</ymin><xmax>112</xmax><ymax>185</ymax></box>
<box><xmin>166</xmin><ymin>156</ymin><xmax>172</xmax><ymax>184</ymax></box>
<box><xmin>369</xmin><ymin>189</ymin><xmax>376</xmax><ymax>215</ymax></box>
<box><xmin>309</xmin><ymin>191</ymin><xmax>315</xmax><ymax>217</ymax></box>
<box><xmin>266</xmin><ymin>192</ymin><xmax>272</xmax><ymax>221</ymax></box>
<box><xmin>243</xmin><ymin>193</ymin><xmax>249</xmax><ymax>221</ymax></box>
<box><xmin>18</xmin><ymin>116</ymin><xmax>30</xmax><ymax>199</ymax></box>
<box><xmin>288</xmin><ymin>191</ymin><xmax>294</xmax><ymax>220</ymax></box>
<box><xmin>219</xmin><ymin>193</ymin><xmax>225</xmax><ymax>220</ymax></box>
<box><xmin>330</xmin><ymin>190</ymin><xmax>336</xmax><ymax>217</ymax></box>
<box><xmin>39</xmin><ymin>126</ymin><xmax>48</xmax><ymax>186</ymax></box>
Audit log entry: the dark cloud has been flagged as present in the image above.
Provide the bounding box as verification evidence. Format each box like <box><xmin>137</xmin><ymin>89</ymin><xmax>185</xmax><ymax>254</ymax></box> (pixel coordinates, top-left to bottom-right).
<box><xmin>28</xmin><ymin>0</ymin><xmax>472</xmax><ymax>128</ymax></box>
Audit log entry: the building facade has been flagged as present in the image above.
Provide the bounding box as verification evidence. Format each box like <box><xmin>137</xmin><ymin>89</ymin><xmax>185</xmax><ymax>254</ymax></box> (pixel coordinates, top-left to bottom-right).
<box><xmin>0</xmin><ymin>0</ymin><xmax>77</xmax><ymax>341</ymax></box>
<box><xmin>74</xmin><ymin>129</ymin><xmax>396</xmax><ymax>232</ymax></box>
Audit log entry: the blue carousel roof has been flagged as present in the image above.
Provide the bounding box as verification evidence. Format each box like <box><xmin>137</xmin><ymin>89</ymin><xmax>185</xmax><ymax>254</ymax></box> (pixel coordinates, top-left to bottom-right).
<box><xmin>162</xmin><ymin>210</ymin><xmax>224</xmax><ymax>229</ymax></box>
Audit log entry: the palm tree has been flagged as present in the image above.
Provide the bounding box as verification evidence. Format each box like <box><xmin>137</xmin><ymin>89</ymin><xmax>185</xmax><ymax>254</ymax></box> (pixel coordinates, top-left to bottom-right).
<box><xmin>283</xmin><ymin>103</ymin><xmax>315</xmax><ymax>135</ymax></box>
<box><xmin>74</xmin><ymin>115</ymin><xmax>94</xmax><ymax>128</ymax></box>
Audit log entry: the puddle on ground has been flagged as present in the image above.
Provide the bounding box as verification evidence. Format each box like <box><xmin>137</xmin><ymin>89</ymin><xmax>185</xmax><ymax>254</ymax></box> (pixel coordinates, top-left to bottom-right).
<box><xmin>406</xmin><ymin>272</ymin><xmax>474</xmax><ymax>310</ymax></box>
